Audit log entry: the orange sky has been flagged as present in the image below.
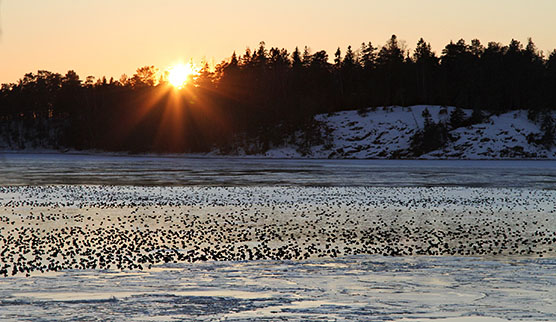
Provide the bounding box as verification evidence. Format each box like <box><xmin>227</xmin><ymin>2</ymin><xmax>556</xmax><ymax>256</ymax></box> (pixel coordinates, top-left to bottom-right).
<box><xmin>2</xmin><ymin>0</ymin><xmax>556</xmax><ymax>84</ymax></box>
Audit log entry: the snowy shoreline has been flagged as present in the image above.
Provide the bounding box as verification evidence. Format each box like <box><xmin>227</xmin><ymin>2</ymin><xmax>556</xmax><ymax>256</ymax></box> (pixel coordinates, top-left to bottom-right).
<box><xmin>1</xmin><ymin>149</ymin><xmax>555</xmax><ymax>161</ymax></box>
<box><xmin>2</xmin><ymin>106</ymin><xmax>555</xmax><ymax>160</ymax></box>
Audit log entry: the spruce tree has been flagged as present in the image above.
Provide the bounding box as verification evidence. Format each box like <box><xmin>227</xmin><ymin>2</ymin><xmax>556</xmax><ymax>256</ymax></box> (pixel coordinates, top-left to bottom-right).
<box><xmin>359</xmin><ymin>42</ymin><xmax>376</xmax><ymax>70</ymax></box>
<box><xmin>449</xmin><ymin>107</ymin><xmax>466</xmax><ymax>129</ymax></box>
<box><xmin>541</xmin><ymin>112</ymin><xmax>555</xmax><ymax>149</ymax></box>
<box><xmin>334</xmin><ymin>47</ymin><xmax>342</xmax><ymax>66</ymax></box>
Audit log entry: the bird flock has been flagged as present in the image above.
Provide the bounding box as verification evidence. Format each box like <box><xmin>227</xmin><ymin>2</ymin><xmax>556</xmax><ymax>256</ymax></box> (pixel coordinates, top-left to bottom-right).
<box><xmin>0</xmin><ymin>185</ymin><xmax>555</xmax><ymax>277</ymax></box>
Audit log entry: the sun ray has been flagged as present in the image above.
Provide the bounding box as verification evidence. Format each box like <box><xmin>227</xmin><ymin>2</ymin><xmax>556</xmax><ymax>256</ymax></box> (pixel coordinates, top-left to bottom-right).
<box><xmin>167</xmin><ymin>63</ymin><xmax>197</xmax><ymax>88</ymax></box>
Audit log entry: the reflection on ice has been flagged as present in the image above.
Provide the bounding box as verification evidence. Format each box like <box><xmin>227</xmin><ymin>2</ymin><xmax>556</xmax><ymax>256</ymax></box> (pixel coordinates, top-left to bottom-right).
<box><xmin>1</xmin><ymin>256</ymin><xmax>555</xmax><ymax>321</ymax></box>
<box><xmin>2</xmin><ymin>153</ymin><xmax>556</xmax><ymax>188</ymax></box>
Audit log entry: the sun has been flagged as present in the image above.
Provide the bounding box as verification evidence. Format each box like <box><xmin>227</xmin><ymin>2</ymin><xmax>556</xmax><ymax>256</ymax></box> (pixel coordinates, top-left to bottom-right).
<box><xmin>167</xmin><ymin>63</ymin><xmax>196</xmax><ymax>88</ymax></box>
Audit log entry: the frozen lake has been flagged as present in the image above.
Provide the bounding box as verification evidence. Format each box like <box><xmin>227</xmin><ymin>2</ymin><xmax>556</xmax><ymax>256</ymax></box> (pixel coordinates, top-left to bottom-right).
<box><xmin>1</xmin><ymin>152</ymin><xmax>556</xmax><ymax>187</ymax></box>
<box><xmin>1</xmin><ymin>256</ymin><xmax>555</xmax><ymax>321</ymax></box>
<box><xmin>1</xmin><ymin>152</ymin><xmax>555</xmax><ymax>321</ymax></box>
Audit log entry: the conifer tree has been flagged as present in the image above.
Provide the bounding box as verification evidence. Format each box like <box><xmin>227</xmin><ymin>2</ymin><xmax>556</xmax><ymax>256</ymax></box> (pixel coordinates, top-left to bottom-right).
<box><xmin>449</xmin><ymin>107</ymin><xmax>466</xmax><ymax>129</ymax></box>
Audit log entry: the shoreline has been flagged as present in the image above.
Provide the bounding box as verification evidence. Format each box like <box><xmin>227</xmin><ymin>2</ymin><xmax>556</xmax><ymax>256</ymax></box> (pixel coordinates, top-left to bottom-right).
<box><xmin>2</xmin><ymin>149</ymin><xmax>556</xmax><ymax>161</ymax></box>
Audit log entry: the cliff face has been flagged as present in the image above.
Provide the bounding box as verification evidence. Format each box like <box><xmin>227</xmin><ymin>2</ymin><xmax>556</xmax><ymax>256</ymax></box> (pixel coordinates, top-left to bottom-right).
<box><xmin>263</xmin><ymin>106</ymin><xmax>556</xmax><ymax>159</ymax></box>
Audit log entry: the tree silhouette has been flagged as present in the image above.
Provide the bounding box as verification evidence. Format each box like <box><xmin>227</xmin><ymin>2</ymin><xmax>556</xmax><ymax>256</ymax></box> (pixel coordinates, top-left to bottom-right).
<box><xmin>1</xmin><ymin>36</ymin><xmax>556</xmax><ymax>154</ymax></box>
<box><xmin>131</xmin><ymin>66</ymin><xmax>158</xmax><ymax>88</ymax></box>
<box><xmin>413</xmin><ymin>38</ymin><xmax>438</xmax><ymax>104</ymax></box>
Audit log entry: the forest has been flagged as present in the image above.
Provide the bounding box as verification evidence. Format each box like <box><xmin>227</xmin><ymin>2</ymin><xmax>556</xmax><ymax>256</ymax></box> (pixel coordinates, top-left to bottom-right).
<box><xmin>1</xmin><ymin>35</ymin><xmax>555</xmax><ymax>154</ymax></box>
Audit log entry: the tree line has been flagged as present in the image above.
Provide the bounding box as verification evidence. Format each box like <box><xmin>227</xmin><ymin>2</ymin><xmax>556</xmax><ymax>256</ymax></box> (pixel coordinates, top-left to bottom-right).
<box><xmin>1</xmin><ymin>35</ymin><xmax>555</xmax><ymax>153</ymax></box>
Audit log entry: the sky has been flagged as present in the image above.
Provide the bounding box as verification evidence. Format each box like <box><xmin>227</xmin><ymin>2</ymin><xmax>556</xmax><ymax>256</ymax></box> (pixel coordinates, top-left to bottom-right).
<box><xmin>2</xmin><ymin>0</ymin><xmax>556</xmax><ymax>84</ymax></box>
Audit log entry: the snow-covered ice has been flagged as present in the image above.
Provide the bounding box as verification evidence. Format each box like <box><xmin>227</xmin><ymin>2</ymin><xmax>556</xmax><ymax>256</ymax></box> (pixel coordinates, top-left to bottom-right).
<box><xmin>1</xmin><ymin>153</ymin><xmax>555</xmax><ymax>321</ymax></box>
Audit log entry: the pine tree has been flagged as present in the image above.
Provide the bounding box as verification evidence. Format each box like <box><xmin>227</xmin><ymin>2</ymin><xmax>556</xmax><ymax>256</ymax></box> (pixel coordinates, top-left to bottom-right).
<box><xmin>449</xmin><ymin>107</ymin><xmax>466</xmax><ymax>129</ymax></box>
<box><xmin>230</xmin><ymin>51</ymin><xmax>238</xmax><ymax>66</ymax></box>
<box><xmin>377</xmin><ymin>35</ymin><xmax>404</xmax><ymax>66</ymax></box>
<box><xmin>302</xmin><ymin>46</ymin><xmax>311</xmax><ymax>67</ymax></box>
<box><xmin>410</xmin><ymin>108</ymin><xmax>450</xmax><ymax>156</ymax></box>
<box><xmin>413</xmin><ymin>38</ymin><xmax>434</xmax><ymax>63</ymax></box>
<box><xmin>359</xmin><ymin>42</ymin><xmax>376</xmax><ymax>70</ymax></box>
<box><xmin>413</xmin><ymin>38</ymin><xmax>438</xmax><ymax>103</ymax></box>
<box><xmin>291</xmin><ymin>47</ymin><xmax>302</xmax><ymax>69</ymax></box>
<box><xmin>541</xmin><ymin>112</ymin><xmax>555</xmax><ymax>149</ymax></box>
<box><xmin>254</xmin><ymin>41</ymin><xmax>267</xmax><ymax>66</ymax></box>
<box><xmin>470</xmin><ymin>39</ymin><xmax>484</xmax><ymax>57</ymax></box>
<box><xmin>241</xmin><ymin>48</ymin><xmax>252</xmax><ymax>65</ymax></box>
<box><xmin>196</xmin><ymin>62</ymin><xmax>214</xmax><ymax>89</ymax></box>
<box><xmin>343</xmin><ymin>45</ymin><xmax>356</xmax><ymax>68</ymax></box>
<box><xmin>422</xmin><ymin>108</ymin><xmax>433</xmax><ymax>127</ymax></box>
<box><xmin>469</xmin><ymin>107</ymin><xmax>484</xmax><ymax>124</ymax></box>
<box><xmin>334</xmin><ymin>47</ymin><xmax>342</xmax><ymax>66</ymax></box>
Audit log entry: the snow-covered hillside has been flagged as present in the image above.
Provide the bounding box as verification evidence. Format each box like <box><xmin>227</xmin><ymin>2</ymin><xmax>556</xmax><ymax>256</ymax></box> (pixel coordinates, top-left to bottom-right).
<box><xmin>2</xmin><ymin>105</ymin><xmax>555</xmax><ymax>159</ymax></box>
<box><xmin>264</xmin><ymin>105</ymin><xmax>556</xmax><ymax>159</ymax></box>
